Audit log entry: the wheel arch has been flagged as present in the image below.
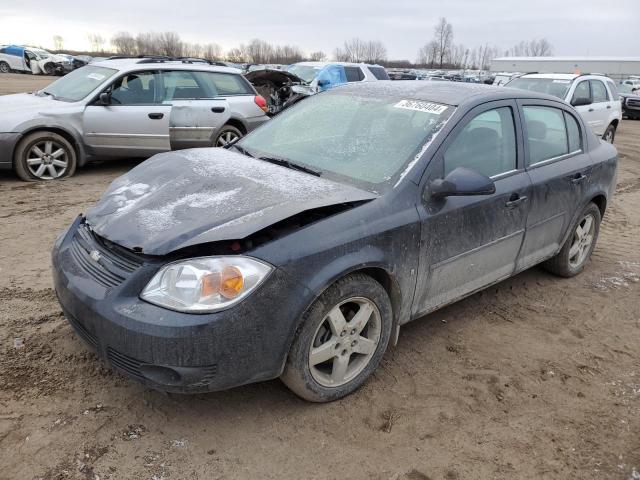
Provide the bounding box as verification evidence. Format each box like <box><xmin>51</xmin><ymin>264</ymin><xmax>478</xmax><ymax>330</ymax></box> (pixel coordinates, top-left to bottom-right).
<box><xmin>16</xmin><ymin>126</ymin><xmax>86</xmax><ymax>166</ymax></box>
<box><xmin>224</xmin><ymin>117</ymin><xmax>247</xmax><ymax>135</ymax></box>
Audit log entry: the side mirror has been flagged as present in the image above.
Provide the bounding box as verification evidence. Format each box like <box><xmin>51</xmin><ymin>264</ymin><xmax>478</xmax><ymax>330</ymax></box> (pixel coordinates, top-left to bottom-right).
<box><xmin>98</xmin><ymin>92</ymin><xmax>111</xmax><ymax>105</ymax></box>
<box><xmin>571</xmin><ymin>97</ymin><xmax>591</xmax><ymax>107</ymax></box>
<box><xmin>317</xmin><ymin>78</ymin><xmax>330</xmax><ymax>88</ymax></box>
<box><xmin>430</xmin><ymin>167</ymin><xmax>496</xmax><ymax>199</ymax></box>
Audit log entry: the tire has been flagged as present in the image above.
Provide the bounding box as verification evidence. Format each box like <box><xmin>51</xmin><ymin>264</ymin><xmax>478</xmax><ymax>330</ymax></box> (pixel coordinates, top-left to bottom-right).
<box><xmin>43</xmin><ymin>63</ymin><xmax>55</xmax><ymax>75</ymax></box>
<box><xmin>14</xmin><ymin>131</ymin><xmax>77</xmax><ymax>181</ymax></box>
<box><xmin>543</xmin><ymin>202</ymin><xmax>601</xmax><ymax>278</ymax></box>
<box><xmin>0</xmin><ymin>61</ymin><xmax>10</xmax><ymax>74</ymax></box>
<box><xmin>281</xmin><ymin>273</ymin><xmax>393</xmax><ymax>402</ymax></box>
<box><xmin>602</xmin><ymin>124</ymin><xmax>616</xmax><ymax>143</ymax></box>
<box><xmin>214</xmin><ymin>125</ymin><xmax>243</xmax><ymax>147</ymax></box>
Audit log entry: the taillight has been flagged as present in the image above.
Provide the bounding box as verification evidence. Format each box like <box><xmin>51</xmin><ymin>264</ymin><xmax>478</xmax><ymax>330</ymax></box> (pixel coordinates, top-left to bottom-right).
<box><xmin>254</xmin><ymin>95</ymin><xmax>268</xmax><ymax>113</ymax></box>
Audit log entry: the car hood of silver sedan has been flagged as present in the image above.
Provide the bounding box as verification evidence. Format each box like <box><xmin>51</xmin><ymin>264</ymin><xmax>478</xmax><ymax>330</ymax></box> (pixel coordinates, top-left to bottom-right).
<box><xmin>85</xmin><ymin>148</ymin><xmax>378</xmax><ymax>255</ymax></box>
<box><xmin>0</xmin><ymin>93</ymin><xmax>80</xmax><ymax>130</ymax></box>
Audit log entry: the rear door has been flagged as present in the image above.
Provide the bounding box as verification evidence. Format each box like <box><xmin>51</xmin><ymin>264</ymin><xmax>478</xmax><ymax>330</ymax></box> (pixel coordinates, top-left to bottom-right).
<box><xmin>414</xmin><ymin>100</ymin><xmax>532</xmax><ymax>316</ymax></box>
<box><xmin>161</xmin><ymin>70</ymin><xmax>231</xmax><ymax>149</ymax></box>
<box><xmin>83</xmin><ymin>70</ymin><xmax>171</xmax><ymax>157</ymax></box>
<box><xmin>516</xmin><ymin>100</ymin><xmax>592</xmax><ymax>269</ymax></box>
<box><xmin>570</xmin><ymin>80</ymin><xmax>601</xmax><ymax>134</ymax></box>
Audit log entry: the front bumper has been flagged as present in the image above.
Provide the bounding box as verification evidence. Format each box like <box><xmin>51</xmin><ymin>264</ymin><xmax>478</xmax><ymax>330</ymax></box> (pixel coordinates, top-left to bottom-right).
<box><xmin>0</xmin><ymin>132</ymin><xmax>21</xmax><ymax>169</ymax></box>
<box><xmin>52</xmin><ymin>217</ymin><xmax>311</xmax><ymax>393</ymax></box>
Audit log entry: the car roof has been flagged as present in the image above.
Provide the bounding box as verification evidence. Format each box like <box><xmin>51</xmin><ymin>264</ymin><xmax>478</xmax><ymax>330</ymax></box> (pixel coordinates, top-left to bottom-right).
<box><xmin>293</xmin><ymin>61</ymin><xmax>384</xmax><ymax>68</ymax></box>
<box><xmin>517</xmin><ymin>73</ymin><xmax>612</xmax><ymax>81</ymax></box>
<box><xmin>90</xmin><ymin>58</ymin><xmax>242</xmax><ymax>74</ymax></box>
<box><xmin>331</xmin><ymin>80</ymin><xmax>560</xmax><ymax>107</ymax></box>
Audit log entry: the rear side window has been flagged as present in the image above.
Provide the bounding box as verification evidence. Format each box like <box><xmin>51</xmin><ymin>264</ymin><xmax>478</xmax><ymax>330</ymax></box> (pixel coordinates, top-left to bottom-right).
<box><xmin>344</xmin><ymin>66</ymin><xmax>365</xmax><ymax>82</ymax></box>
<box><xmin>205</xmin><ymin>72</ymin><xmax>253</xmax><ymax>96</ymax></box>
<box><xmin>161</xmin><ymin>71</ymin><xmax>209</xmax><ymax>100</ymax></box>
<box><xmin>368</xmin><ymin>66</ymin><xmax>390</xmax><ymax>80</ymax></box>
<box><xmin>571</xmin><ymin>81</ymin><xmax>590</xmax><ymax>104</ymax></box>
<box><xmin>590</xmin><ymin>80</ymin><xmax>609</xmax><ymax>103</ymax></box>
<box><xmin>606</xmin><ymin>80</ymin><xmax>618</xmax><ymax>98</ymax></box>
<box><xmin>523</xmin><ymin>106</ymin><xmax>568</xmax><ymax>165</ymax></box>
<box><xmin>444</xmin><ymin>107</ymin><xmax>517</xmax><ymax>178</ymax></box>
<box><xmin>564</xmin><ymin>112</ymin><xmax>582</xmax><ymax>153</ymax></box>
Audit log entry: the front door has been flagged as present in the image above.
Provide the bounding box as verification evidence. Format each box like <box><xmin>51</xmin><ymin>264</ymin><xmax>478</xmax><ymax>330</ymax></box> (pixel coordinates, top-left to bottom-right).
<box><xmin>588</xmin><ymin>79</ymin><xmax>613</xmax><ymax>136</ymax></box>
<box><xmin>83</xmin><ymin>70</ymin><xmax>171</xmax><ymax>157</ymax></box>
<box><xmin>516</xmin><ymin>101</ymin><xmax>592</xmax><ymax>269</ymax></box>
<box><xmin>413</xmin><ymin>101</ymin><xmax>531</xmax><ymax>316</ymax></box>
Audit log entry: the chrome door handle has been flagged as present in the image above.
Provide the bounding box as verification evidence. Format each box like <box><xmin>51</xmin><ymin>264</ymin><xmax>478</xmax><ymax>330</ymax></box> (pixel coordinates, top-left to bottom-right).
<box><xmin>506</xmin><ymin>195</ymin><xmax>527</xmax><ymax>208</ymax></box>
<box><xmin>571</xmin><ymin>173</ymin><xmax>587</xmax><ymax>184</ymax></box>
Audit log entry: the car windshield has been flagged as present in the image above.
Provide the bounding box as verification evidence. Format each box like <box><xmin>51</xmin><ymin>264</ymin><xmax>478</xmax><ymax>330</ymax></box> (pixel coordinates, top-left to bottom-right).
<box><xmin>40</xmin><ymin>65</ymin><xmax>117</xmax><ymax>102</ymax></box>
<box><xmin>238</xmin><ymin>91</ymin><xmax>454</xmax><ymax>192</ymax></box>
<box><xmin>287</xmin><ymin>65</ymin><xmax>322</xmax><ymax>83</ymax></box>
<box><xmin>507</xmin><ymin>77</ymin><xmax>572</xmax><ymax>99</ymax></box>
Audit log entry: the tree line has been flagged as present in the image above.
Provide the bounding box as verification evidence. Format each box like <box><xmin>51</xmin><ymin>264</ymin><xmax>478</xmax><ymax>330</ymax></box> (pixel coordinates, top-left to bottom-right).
<box><xmin>53</xmin><ymin>20</ymin><xmax>553</xmax><ymax>69</ymax></box>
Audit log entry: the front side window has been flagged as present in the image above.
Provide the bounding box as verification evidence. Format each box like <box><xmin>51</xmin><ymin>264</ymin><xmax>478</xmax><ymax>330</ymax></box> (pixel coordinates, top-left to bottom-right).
<box><xmin>238</xmin><ymin>93</ymin><xmax>454</xmax><ymax>191</ymax></box>
<box><xmin>523</xmin><ymin>106</ymin><xmax>568</xmax><ymax>165</ymax></box>
<box><xmin>590</xmin><ymin>80</ymin><xmax>609</xmax><ymax>103</ymax></box>
<box><xmin>444</xmin><ymin>107</ymin><xmax>517</xmax><ymax>178</ymax></box>
<box><xmin>344</xmin><ymin>66</ymin><xmax>365</xmax><ymax>82</ymax></box>
<box><xmin>39</xmin><ymin>65</ymin><xmax>117</xmax><ymax>102</ymax></box>
<box><xmin>571</xmin><ymin>81</ymin><xmax>591</xmax><ymax>104</ymax></box>
<box><xmin>110</xmin><ymin>71</ymin><xmax>161</xmax><ymax>105</ymax></box>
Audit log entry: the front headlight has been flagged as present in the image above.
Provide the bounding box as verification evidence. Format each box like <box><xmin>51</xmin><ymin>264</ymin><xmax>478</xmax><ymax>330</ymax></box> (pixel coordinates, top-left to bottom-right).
<box><xmin>141</xmin><ymin>256</ymin><xmax>272</xmax><ymax>313</ymax></box>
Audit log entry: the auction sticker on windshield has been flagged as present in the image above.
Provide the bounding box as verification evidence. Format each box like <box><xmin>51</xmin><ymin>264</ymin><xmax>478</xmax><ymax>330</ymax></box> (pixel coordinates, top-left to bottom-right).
<box><xmin>394</xmin><ymin>100</ymin><xmax>448</xmax><ymax>114</ymax></box>
<box><xmin>87</xmin><ymin>73</ymin><xmax>106</xmax><ymax>81</ymax></box>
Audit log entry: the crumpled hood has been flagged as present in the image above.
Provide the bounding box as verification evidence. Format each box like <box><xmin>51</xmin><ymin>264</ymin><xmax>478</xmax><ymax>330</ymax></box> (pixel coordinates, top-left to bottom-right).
<box><xmin>85</xmin><ymin>148</ymin><xmax>378</xmax><ymax>255</ymax></box>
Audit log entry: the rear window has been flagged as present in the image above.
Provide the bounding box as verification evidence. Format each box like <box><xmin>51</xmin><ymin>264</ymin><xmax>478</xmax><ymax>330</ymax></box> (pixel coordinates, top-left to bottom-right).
<box><xmin>369</xmin><ymin>66</ymin><xmax>390</xmax><ymax>80</ymax></box>
<box><xmin>507</xmin><ymin>77</ymin><xmax>572</xmax><ymax>99</ymax></box>
<box><xmin>344</xmin><ymin>66</ymin><xmax>365</xmax><ymax>82</ymax></box>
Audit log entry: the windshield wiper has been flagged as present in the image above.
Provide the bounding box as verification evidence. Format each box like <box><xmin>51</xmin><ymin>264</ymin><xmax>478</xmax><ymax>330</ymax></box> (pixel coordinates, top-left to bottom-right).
<box><xmin>41</xmin><ymin>90</ymin><xmax>57</xmax><ymax>100</ymax></box>
<box><xmin>257</xmin><ymin>156</ymin><xmax>322</xmax><ymax>177</ymax></box>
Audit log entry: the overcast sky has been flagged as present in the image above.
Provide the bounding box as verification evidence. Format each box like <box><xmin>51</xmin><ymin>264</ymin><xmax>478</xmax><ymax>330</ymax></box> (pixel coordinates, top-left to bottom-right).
<box><xmin>2</xmin><ymin>0</ymin><xmax>638</xmax><ymax>60</ymax></box>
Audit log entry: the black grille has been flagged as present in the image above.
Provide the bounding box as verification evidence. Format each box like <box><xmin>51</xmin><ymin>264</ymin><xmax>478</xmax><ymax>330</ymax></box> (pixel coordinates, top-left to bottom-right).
<box><xmin>107</xmin><ymin>347</ymin><xmax>145</xmax><ymax>380</ymax></box>
<box><xmin>69</xmin><ymin>224</ymin><xmax>143</xmax><ymax>288</ymax></box>
<box><xmin>66</xmin><ymin>312</ymin><xmax>99</xmax><ymax>350</ymax></box>
<box><xmin>628</xmin><ymin>99</ymin><xmax>640</xmax><ymax>107</ymax></box>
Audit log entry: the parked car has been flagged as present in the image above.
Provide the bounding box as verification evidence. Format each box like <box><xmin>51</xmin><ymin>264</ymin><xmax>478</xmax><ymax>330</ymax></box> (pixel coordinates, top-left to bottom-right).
<box><xmin>245</xmin><ymin>61</ymin><xmax>389</xmax><ymax>115</ymax></box>
<box><xmin>0</xmin><ymin>45</ymin><xmax>72</xmax><ymax>75</ymax></box>
<box><xmin>506</xmin><ymin>73</ymin><xmax>623</xmax><ymax>142</ymax></box>
<box><xmin>492</xmin><ymin>72</ymin><xmax>520</xmax><ymax>86</ymax></box>
<box><xmin>0</xmin><ymin>58</ymin><xmax>270</xmax><ymax>180</ymax></box>
<box><xmin>52</xmin><ymin>82</ymin><xmax>617</xmax><ymax>402</ymax></box>
<box><xmin>618</xmin><ymin>83</ymin><xmax>640</xmax><ymax>120</ymax></box>
<box><xmin>620</xmin><ymin>78</ymin><xmax>640</xmax><ymax>90</ymax></box>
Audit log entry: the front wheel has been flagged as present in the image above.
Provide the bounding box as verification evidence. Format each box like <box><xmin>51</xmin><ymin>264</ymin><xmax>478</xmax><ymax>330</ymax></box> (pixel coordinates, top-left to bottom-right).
<box><xmin>281</xmin><ymin>273</ymin><xmax>393</xmax><ymax>402</ymax></box>
<box><xmin>14</xmin><ymin>131</ymin><xmax>77</xmax><ymax>181</ymax></box>
<box><xmin>214</xmin><ymin>125</ymin><xmax>243</xmax><ymax>147</ymax></box>
<box><xmin>543</xmin><ymin>202</ymin><xmax>601</xmax><ymax>277</ymax></box>
<box><xmin>602</xmin><ymin>124</ymin><xmax>616</xmax><ymax>143</ymax></box>
<box><xmin>0</xmin><ymin>61</ymin><xmax>10</xmax><ymax>73</ymax></box>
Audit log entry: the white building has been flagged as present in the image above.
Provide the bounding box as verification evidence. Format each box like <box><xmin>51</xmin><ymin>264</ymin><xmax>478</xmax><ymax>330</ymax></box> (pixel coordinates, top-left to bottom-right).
<box><xmin>490</xmin><ymin>57</ymin><xmax>640</xmax><ymax>82</ymax></box>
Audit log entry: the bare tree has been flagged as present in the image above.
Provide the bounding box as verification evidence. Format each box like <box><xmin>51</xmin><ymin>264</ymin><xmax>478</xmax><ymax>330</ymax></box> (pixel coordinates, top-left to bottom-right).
<box><xmin>416</xmin><ymin>40</ymin><xmax>439</xmax><ymax>67</ymax></box>
<box><xmin>52</xmin><ymin>35</ymin><xmax>64</xmax><ymax>51</ymax></box>
<box><xmin>508</xmin><ymin>38</ymin><xmax>553</xmax><ymax>57</ymax></box>
<box><xmin>335</xmin><ymin>38</ymin><xmax>387</xmax><ymax>63</ymax></box>
<box><xmin>434</xmin><ymin>17</ymin><xmax>453</xmax><ymax>68</ymax></box>
<box><xmin>111</xmin><ymin>32</ymin><xmax>137</xmax><ymax>56</ymax></box>
<box><xmin>309</xmin><ymin>51</ymin><xmax>326</xmax><ymax>61</ymax></box>
<box><xmin>87</xmin><ymin>33</ymin><xmax>105</xmax><ymax>53</ymax></box>
<box><xmin>157</xmin><ymin>32</ymin><xmax>183</xmax><ymax>57</ymax></box>
<box><xmin>227</xmin><ymin>45</ymin><xmax>248</xmax><ymax>63</ymax></box>
<box><xmin>245</xmin><ymin>39</ymin><xmax>274</xmax><ymax>64</ymax></box>
<box><xmin>203</xmin><ymin>43</ymin><xmax>223</xmax><ymax>60</ymax></box>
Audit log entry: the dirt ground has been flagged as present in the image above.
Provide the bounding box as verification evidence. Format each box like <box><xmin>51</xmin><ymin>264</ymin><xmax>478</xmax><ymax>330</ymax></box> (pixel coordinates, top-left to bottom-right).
<box><xmin>0</xmin><ymin>72</ymin><xmax>639</xmax><ymax>480</ymax></box>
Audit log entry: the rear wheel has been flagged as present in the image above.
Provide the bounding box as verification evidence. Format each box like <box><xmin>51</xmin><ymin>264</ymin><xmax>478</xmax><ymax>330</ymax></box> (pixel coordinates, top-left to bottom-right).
<box><xmin>602</xmin><ymin>124</ymin><xmax>616</xmax><ymax>143</ymax></box>
<box><xmin>42</xmin><ymin>63</ymin><xmax>55</xmax><ymax>75</ymax></box>
<box><xmin>281</xmin><ymin>273</ymin><xmax>393</xmax><ymax>402</ymax></box>
<box><xmin>14</xmin><ymin>131</ymin><xmax>77</xmax><ymax>181</ymax></box>
<box><xmin>214</xmin><ymin>125</ymin><xmax>243</xmax><ymax>147</ymax></box>
<box><xmin>0</xmin><ymin>61</ymin><xmax>10</xmax><ymax>73</ymax></box>
<box><xmin>543</xmin><ymin>202</ymin><xmax>601</xmax><ymax>277</ymax></box>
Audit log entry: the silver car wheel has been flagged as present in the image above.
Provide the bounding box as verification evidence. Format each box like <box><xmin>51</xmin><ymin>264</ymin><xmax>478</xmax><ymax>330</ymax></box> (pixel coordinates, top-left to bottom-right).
<box><xmin>215</xmin><ymin>131</ymin><xmax>240</xmax><ymax>147</ymax></box>
<box><xmin>568</xmin><ymin>213</ymin><xmax>596</xmax><ymax>268</ymax></box>
<box><xmin>308</xmin><ymin>297</ymin><xmax>381</xmax><ymax>388</ymax></box>
<box><xmin>26</xmin><ymin>140</ymin><xmax>68</xmax><ymax>180</ymax></box>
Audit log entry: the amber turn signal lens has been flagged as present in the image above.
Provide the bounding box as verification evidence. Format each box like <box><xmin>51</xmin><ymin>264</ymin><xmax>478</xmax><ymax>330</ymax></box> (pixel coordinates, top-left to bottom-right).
<box><xmin>201</xmin><ymin>272</ymin><xmax>221</xmax><ymax>298</ymax></box>
<box><xmin>220</xmin><ymin>266</ymin><xmax>244</xmax><ymax>299</ymax></box>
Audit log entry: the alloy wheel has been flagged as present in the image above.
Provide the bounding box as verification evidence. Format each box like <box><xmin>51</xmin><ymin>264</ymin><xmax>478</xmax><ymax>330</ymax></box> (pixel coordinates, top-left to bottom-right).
<box><xmin>568</xmin><ymin>213</ymin><xmax>595</xmax><ymax>268</ymax></box>
<box><xmin>26</xmin><ymin>140</ymin><xmax>69</xmax><ymax>180</ymax></box>
<box><xmin>308</xmin><ymin>297</ymin><xmax>382</xmax><ymax>387</ymax></box>
<box><xmin>216</xmin><ymin>131</ymin><xmax>240</xmax><ymax>147</ymax></box>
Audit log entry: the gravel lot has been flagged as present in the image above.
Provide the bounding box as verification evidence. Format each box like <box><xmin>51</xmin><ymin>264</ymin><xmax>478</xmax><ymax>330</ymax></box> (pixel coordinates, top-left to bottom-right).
<box><xmin>0</xmin><ymin>73</ymin><xmax>639</xmax><ymax>480</ymax></box>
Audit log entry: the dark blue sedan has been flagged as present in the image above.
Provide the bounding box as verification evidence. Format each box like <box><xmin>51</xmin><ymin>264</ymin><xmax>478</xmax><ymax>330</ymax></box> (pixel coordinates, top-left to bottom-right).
<box><xmin>52</xmin><ymin>82</ymin><xmax>618</xmax><ymax>402</ymax></box>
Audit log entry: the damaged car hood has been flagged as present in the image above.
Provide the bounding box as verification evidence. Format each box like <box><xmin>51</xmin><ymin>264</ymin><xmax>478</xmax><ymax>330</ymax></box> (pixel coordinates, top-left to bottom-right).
<box><xmin>85</xmin><ymin>148</ymin><xmax>378</xmax><ymax>255</ymax></box>
<box><xmin>244</xmin><ymin>68</ymin><xmax>307</xmax><ymax>85</ymax></box>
